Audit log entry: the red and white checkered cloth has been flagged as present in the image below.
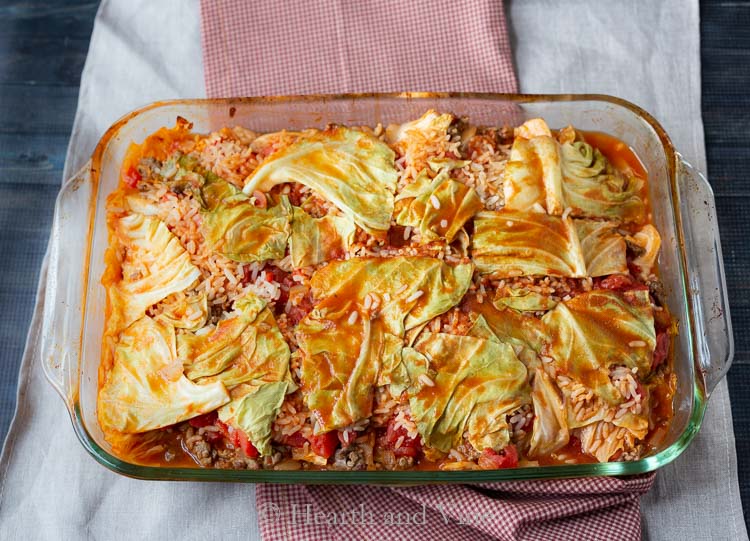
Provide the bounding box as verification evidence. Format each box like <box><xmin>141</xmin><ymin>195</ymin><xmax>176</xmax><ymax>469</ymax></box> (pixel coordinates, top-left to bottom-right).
<box><xmin>256</xmin><ymin>476</ymin><xmax>656</xmax><ymax>541</ymax></box>
<box><xmin>201</xmin><ymin>0</ymin><xmax>517</xmax><ymax>96</ymax></box>
<box><xmin>200</xmin><ymin>1</ymin><xmax>656</xmax><ymax>539</ymax></box>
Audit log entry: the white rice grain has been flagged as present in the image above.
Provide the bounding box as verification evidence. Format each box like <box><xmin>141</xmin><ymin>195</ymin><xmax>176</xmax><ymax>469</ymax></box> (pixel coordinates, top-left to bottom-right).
<box><xmin>223</xmin><ymin>267</ymin><xmax>238</xmax><ymax>285</ymax></box>
<box><xmin>406</xmin><ymin>290</ymin><xmax>424</xmax><ymax>303</ymax></box>
<box><xmin>418</xmin><ymin>373</ymin><xmax>435</xmax><ymax>387</ymax></box>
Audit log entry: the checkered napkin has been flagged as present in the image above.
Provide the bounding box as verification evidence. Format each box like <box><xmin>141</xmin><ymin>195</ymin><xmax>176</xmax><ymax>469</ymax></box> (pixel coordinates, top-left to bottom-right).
<box><xmin>200</xmin><ymin>0</ymin><xmax>517</xmax><ymax>96</ymax></box>
<box><xmin>256</xmin><ymin>476</ymin><xmax>656</xmax><ymax>541</ymax></box>
<box><xmin>200</xmin><ymin>1</ymin><xmax>655</xmax><ymax>539</ymax></box>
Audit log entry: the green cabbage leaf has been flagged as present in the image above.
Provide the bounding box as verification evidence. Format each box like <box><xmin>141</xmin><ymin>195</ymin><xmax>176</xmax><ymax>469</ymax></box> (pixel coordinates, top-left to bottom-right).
<box><xmin>98</xmin><ymin>316</ymin><xmax>229</xmax><ymax>433</ymax></box>
<box><xmin>243</xmin><ymin>127</ymin><xmax>398</xmax><ymax>235</ymax></box>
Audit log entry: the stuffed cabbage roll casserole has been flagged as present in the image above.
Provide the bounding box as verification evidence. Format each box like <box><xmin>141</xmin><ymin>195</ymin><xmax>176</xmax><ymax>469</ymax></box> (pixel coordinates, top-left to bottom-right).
<box><xmin>99</xmin><ymin>111</ymin><xmax>675</xmax><ymax>471</ymax></box>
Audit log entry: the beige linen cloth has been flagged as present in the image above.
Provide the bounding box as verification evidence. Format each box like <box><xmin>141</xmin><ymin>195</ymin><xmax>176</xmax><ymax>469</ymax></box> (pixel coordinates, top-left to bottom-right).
<box><xmin>0</xmin><ymin>1</ymin><xmax>745</xmax><ymax>540</ymax></box>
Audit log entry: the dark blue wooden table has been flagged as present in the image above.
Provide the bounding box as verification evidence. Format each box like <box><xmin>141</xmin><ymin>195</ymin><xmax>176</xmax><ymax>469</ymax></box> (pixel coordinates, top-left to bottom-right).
<box><xmin>0</xmin><ymin>0</ymin><xmax>748</xmax><ymax>526</ymax></box>
<box><xmin>703</xmin><ymin>0</ymin><xmax>750</xmax><ymax>525</ymax></box>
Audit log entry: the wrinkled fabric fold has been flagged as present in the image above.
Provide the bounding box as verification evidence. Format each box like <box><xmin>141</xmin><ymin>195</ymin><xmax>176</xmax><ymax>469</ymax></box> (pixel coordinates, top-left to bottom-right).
<box><xmin>257</xmin><ymin>476</ymin><xmax>654</xmax><ymax>541</ymax></box>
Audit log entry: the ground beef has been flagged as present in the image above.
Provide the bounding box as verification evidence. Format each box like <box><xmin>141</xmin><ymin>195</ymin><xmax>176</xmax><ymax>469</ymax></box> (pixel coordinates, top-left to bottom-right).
<box><xmin>374</xmin><ymin>448</ymin><xmax>415</xmax><ymax>471</ymax></box>
<box><xmin>332</xmin><ymin>447</ymin><xmax>366</xmax><ymax>471</ymax></box>
<box><xmin>180</xmin><ymin>424</ymin><xmax>260</xmax><ymax>470</ymax></box>
<box><xmin>648</xmin><ymin>277</ymin><xmax>668</xmax><ymax>306</ymax></box>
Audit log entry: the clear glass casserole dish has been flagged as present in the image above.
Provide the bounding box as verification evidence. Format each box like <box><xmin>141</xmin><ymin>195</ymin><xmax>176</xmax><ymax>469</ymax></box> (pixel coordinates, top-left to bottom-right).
<box><xmin>42</xmin><ymin>93</ymin><xmax>733</xmax><ymax>483</ymax></box>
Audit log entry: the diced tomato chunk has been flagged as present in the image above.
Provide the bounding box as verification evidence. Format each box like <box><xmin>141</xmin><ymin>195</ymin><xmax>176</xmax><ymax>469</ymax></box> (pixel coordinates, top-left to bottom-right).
<box><xmin>478</xmin><ymin>445</ymin><xmax>519</xmax><ymax>470</ymax></box>
<box><xmin>309</xmin><ymin>431</ymin><xmax>339</xmax><ymax>459</ymax></box>
<box><xmin>281</xmin><ymin>430</ymin><xmax>339</xmax><ymax>459</ymax></box>
<box><xmin>188</xmin><ymin>411</ymin><xmax>218</xmax><ymax>428</ymax></box>
<box><xmin>123</xmin><ymin>166</ymin><xmax>141</xmax><ymax>188</ymax></box>
<box><xmin>394</xmin><ymin>443</ymin><xmax>421</xmax><ymax>458</ymax></box>
<box><xmin>267</xmin><ymin>267</ymin><xmax>287</xmax><ymax>283</ymax></box>
<box><xmin>234</xmin><ymin>429</ymin><xmax>259</xmax><ymax>458</ymax></box>
<box><xmin>385</xmin><ymin>417</ymin><xmax>422</xmax><ymax>458</ymax></box>
<box><xmin>652</xmin><ymin>331</ymin><xmax>670</xmax><ymax>369</ymax></box>
<box><xmin>215</xmin><ymin>420</ymin><xmax>259</xmax><ymax>458</ymax></box>
<box><xmin>282</xmin><ymin>431</ymin><xmax>308</xmax><ymax>448</ymax></box>
<box><xmin>216</xmin><ymin>419</ymin><xmax>230</xmax><ymax>437</ymax></box>
<box><xmin>627</xmin><ymin>260</ymin><xmax>642</xmax><ymax>278</ymax></box>
<box><xmin>287</xmin><ymin>293</ymin><xmax>313</xmax><ymax>325</ymax></box>
<box><xmin>599</xmin><ymin>274</ymin><xmax>634</xmax><ymax>290</ymax></box>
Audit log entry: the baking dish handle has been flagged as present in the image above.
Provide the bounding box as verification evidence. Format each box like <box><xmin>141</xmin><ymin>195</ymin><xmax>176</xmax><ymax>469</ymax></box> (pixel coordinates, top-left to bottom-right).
<box><xmin>677</xmin><ymin>157</ymin><xmax>734</xmax><ymax>396</ymax></box>
<box><xmin>41</xmin><ymin>161</ymin><xmax>95</xmax><ymax>409</ymax></box>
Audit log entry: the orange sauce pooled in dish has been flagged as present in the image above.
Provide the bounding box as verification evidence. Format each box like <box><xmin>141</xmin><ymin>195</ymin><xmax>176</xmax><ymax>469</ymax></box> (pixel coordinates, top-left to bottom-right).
<box><xmin>581</xmin><ymin>131</ymin><xmax>648</xmax><ymax>179</ymax></box>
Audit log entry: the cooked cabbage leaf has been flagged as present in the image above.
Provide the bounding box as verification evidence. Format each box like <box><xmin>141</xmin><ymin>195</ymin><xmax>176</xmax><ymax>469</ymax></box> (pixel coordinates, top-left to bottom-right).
<box><xmin>108</xmin><ymin>213</ymin><xmax>201</xmax><ymax>334</ymax></box>
<box><xmin>402</xmin><ymin>332</ymin><xmax>529</xmax><ymax>453</ymax></box>
<box><xmin>395</xmin><ymin>169</ymin><xmax>483</xmax><ymax>243</ymax></box>
<box><xmin>125</xmin><ymin>193</ymin><xmax>161</xmax><ymax>216</ymax></box>
<box><xmin>385</xmin><ymin>110</ymin><xmax>453</xmax><ymax>151</ymax></box>
<box><xmin>541</xmin><ymin>290</ymin><xmax>656</xmax><ymax>405</ymax></box>
<box><xmin>201</xmin><ymin>176</ymin><xmax>291</xmax><ymax>263</ymax></box>
<box><xmin>574</xmin><ymin>219</ymin><xmax>627</xmax><ymax>277</ymax></box>
<box><xmin>528</xmin><ymin>368</ymin><xmax>569</xmax><ymax>457</ymax></box>
<box><xmin>560</xmin><ymin>141</ymin><xmax>646</xmax><ymax>223</ymax></box>
<box><xmin>299</xmin><ymin>314</ymin><xmax>403</xmax><ymax>433</ymax></box>
<box><xmin>289</xmin><ymin>207</ymin><xmax>356</xmax><ymax>268</ymax></box>
<box><xmin>307</xmin><ymin>257</ymin><xmax>473</xmax><ymax>336</ymax></box>
<box><xmin>297</xmin><ymin>257</ymin><xmax>473</xmax><ymax>432</ymax></box>
<box><xmin>514</xmin><ymin>118</ymin><xmax>553</xmax><ymax>139</ymax></box>
<box><xmin>627</xmin><ymin>224</ymin><xmax>661</xmax><ymax>279</ymax></box>
<box><xmin>464</xmin><ymin>298</ymin><xmax>545</xmax><ymax>368</ymax></box>
<box><xmin>98</xmin><ymin>316</ymin><xmax>230</xmax><ymax>433</ymax></box>
<box><xmin>493</xmin><ymin>288</ymin><xmax>558</xmax><ymax>312</ymax></box>
<box><xmin>472</xmin><ymin>210</ymin><xmax>586</xmax><ymax>277</ymax></box>
<box><xmin>217</xmin><ymin>381</ymin><xmax>292</xmax><ymax>456</ymax></box>
<box><xmin>243</xmin><ymin>127</ymin><xmax>398</xmax><ymax>235</ymax></box>
<box><xmin>179</xmin><ymin>293</ymin><xmax>291</xmax><ymax>389</ymax></box>
<box><xmin>503</xmin><ymin>119</ymin><xmax>647</xmax><ymax>223</ymax></box>
<box><xmin>426</xmin><ymin>157</ymin><xmax>471</xmax><ymax>173</ymax></box>
<box><xmin>503</xmin><ymin>135</ymin><xmax>564</xmax><ymax>214</ymax></box>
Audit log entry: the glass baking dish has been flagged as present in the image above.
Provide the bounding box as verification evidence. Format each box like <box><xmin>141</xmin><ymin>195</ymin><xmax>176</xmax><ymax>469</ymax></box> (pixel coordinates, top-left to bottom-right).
<box><xmin>42</xmin><ymin>93</ymin><xmax>733</xmax><ymax>483</ymax></box>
